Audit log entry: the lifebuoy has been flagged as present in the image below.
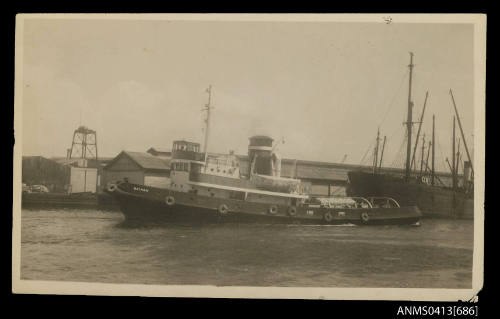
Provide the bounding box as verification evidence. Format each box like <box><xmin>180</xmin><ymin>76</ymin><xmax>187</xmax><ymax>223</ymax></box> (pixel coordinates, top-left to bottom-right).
<box><xmin>165</xmin><ymin>196</ymin><xmax>175</xmax><ymax>206</ymax></box>
<box><xmin>107</xmin><ymin>184</ymin><xmax>117</xmax><ymax>192</ymax></box>
<box><xmin>324</xmin><ymin>211</ymin><xmax>333</xmax><ymax>222</ymax></box>
<box><xmin>361</xmin><ymin>212</ymin><xmax>370</xmax><ymax>223</ymax></box>
<box><xmin>218</xmin><ymin>204</ymin><xmax>229</xmax><ymax>215</ymax></box>
<box><xmin>288</xmin><ymin>206</ymin><xmax>297</xmax><ymax>216</ymax></box>
<box><xmin>269</xmin><ymin>205</ymin><xmax>278</xmax><ymax>215</ymax></box>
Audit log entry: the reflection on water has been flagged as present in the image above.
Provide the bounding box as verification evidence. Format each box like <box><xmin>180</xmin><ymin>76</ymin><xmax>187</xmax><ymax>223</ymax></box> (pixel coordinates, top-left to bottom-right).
<box><xmin>20</xmin><ymin>208</ymin><xmax>473</xmax><ymax>288</ymax></box>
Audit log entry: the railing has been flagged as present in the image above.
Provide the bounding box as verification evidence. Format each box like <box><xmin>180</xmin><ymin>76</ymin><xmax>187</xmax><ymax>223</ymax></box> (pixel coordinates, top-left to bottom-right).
<box><xmin>349</xmin><ymin>197</ymin><xmax>374</xmax><ymax>208</ymax></box>
<box><xmin>310</xmin><ymin>196</ymin><xmax>400</xmax><ymax>209</ymax></box>
<box><xmin>172</xmin><ymin>150</ymin><xmax>205</xmax><ymax>162</ymax></box>
<box><xmin>311</xmin><ymin>196</ymin><xmax>373</xmax><ymax>209</ymax></box>
<box><xmin>366</xmin><ymin>197</ymin><xmax>401</xmax><ymax>208</ymax></box>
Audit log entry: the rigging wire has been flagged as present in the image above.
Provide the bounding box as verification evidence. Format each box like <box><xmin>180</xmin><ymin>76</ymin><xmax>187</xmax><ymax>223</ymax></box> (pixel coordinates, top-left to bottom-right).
<box><xmin>435</xmin><ymin>133</ymin><xmax>449</xmax><ymax>173</ymax></box>
<box><xmin>378</xmin><ymin>69</ymin><xmax>409</xmax><ymax>127</ymax></box>
<box><xmin>359</xmin><ymin>137</ymin><xmax>376</xmax><ymax>165</ymax></box>
<box><xmin>358</xmin><ymin>69</ymin><xmax>409</xmax><ymax>168</ymax></box>
<box><xmin>368</xmin><ymin>69</ymin><xmax>409</xmax><ymax>169</ymax></box>
<box><xmin>391</xmin><ymin>131</ymin><xmax>408</xmax><ymax>168</ymax></box>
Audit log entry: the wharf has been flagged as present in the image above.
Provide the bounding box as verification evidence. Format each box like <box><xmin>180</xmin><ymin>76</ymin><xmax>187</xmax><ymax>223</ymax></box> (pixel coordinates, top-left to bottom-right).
<box><xmin>21</xmin><ymin>192</ymin><xmax>118</xmax><ymax>209</ymax></box>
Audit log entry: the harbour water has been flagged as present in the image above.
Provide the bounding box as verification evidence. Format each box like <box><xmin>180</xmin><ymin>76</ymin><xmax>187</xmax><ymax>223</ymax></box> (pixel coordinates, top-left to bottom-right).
<box><xmin>20</xmin><ymin>208</ymin><xmax>473</xmax><ymax>288</ymax></box>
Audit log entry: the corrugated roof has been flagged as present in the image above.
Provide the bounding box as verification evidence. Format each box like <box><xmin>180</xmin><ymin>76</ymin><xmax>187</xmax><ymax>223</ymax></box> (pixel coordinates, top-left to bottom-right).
<box><xmin>124</xmin><ymin>151</ymin><xmax>170</xmax><ymax>170</ymax></box>
<box><xmin>49</xmin><ymin>157</ymin><xmax>101</xmax><ymax>168</ymax></box>
<box><xmin>147</xmin><ymin>147</ymin><xmax>171</xmax><ymax>154</ymax></box>
<box><xmin>294</xmin><ymin>164</ymin><xmax>347</xmax><ymax>180</ymax></box>
<box><xmin>249</xmin><ymin>135</ymin><xmax>274</xmax><ymax>140</ymax></box>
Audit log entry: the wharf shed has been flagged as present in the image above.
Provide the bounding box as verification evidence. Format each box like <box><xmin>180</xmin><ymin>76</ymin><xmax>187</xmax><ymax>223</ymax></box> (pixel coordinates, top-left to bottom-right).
<box><xmin>146</xmin><ymin>147</ymin><xmax>172</xmax><ymax>159</ymax></box>
<box><xmin>237</xmin><ymin>156</ymin><xmax>456</xmax><ymax>196</ymax></box>
<box><xmin>22</xmin><ymin>156</ymin><xmax>100</xmax><ymax>193</ymax></box>
<box><xmin>22</xmin><ymin>156</ymin><xmax>70</xmax><ymax>193</ymax></box>
<box><xmin>102</xmin><ymin>151</ymin><xmax>171</xmax><ymax>189</ymax></box>
<box><xmin>237</xmin><ymin>156</ymin><xmax>351</xmax><ymax>196</ymax></box>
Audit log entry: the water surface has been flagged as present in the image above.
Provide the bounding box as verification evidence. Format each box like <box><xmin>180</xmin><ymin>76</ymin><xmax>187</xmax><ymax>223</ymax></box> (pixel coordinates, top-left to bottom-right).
<box><xmin>20</xmin><ymin>208</ymin><xmax>473</xmax><ymax>288</ymax></box>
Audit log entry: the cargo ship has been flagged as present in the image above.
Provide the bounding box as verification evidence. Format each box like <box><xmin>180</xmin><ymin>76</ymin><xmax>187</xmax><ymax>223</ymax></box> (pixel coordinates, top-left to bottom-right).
<box><xmin>346</xmin><ymin>53</ymin><xmax>474</xmax><ymax>219</ymax></box>
<box><xmin>107</xmin><ymin>87</ymin><xmax>420</xmax><ymax>225</ymax></box>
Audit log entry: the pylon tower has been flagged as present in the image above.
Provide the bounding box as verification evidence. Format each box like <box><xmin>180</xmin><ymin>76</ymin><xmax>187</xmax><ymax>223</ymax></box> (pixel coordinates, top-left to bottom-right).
<box><xmin>69</xmin><ymin>126</ymin><xmax>98</xmax><ymax>160</ymax></box>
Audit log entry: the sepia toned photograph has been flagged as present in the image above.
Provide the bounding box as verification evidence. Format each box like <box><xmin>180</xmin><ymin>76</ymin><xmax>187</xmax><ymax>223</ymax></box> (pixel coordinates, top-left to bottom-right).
<box><xmin>12</xmin><ymin>14</ymin><xmax>485</xmax><ymax>300</ymax></box>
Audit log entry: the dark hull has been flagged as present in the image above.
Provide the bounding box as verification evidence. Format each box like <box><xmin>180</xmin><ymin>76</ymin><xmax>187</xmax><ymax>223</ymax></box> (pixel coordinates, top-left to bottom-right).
<box><xmin>346</xmin><ymin>171</ymin><xmax>474</xmax><ymax>219</ymax></box>
<box><xmin>110</xmin><ymin>183</ymin><xmax>422</xmax><ymax>226</ymax></box>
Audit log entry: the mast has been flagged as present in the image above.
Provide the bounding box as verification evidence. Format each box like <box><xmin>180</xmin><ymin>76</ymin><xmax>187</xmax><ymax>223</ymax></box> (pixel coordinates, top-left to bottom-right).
<box><xmin>449</xmin><ymin>89</ymin><xmax>474</xmax><ymax>177</ymax></box>
<box><xmin>373</xmin><ymin>128</ymin><xmax>380</xmax><ymax>173</ymax></box>
<box><xmin>202</xmin><ymin>85</ymin><xmax>213</xmax><ymax>173</ymax></box>
<box><xmin>419</xmin><ymin>134</ymin><xmax>426</xmax><ymax>176</ymax></box>
<box><xmin>341</xmin><ymin>154</ymin><xmax>348</xmax><ymax>164</ymax></box>
<box><xmin>378</xmin><ymin>135</ymin><xmax>387</xmax><ymax>171</ymax></box>
<box><xmin>446</xmin><ymin>158</ymin><xmax>453</xmax><ymax>174</ymax></box>
<box><xmin>431</xmin><ymin>114</ymin><xmax>435</xmax><ymax>186</ymax></box>
<box><xmin>452</xmin><ymin>116</ymin><xmax>456</xmax><ymax>190</ymax></box>
<box><xmin>424</xmin><ymin>140</ymin><xmax>431</xmax><ymax>174</ymax></box>
<box><xmin>202</xmin><ymin>85</ymin><xmax>212</xmax><ymax>156</ymax></box>
<box><xmin>293</xmin><ymin>159</ymin><xmax>298</xmax><ymax>178</ymax></box>
<box><xmin>456</xmin><ymin>138</ymin><xmax>461</xmax><ymax>185</ymax></box>
<box><xmin>411</xmin><ymin>91</ymin><xmax>429</xmax><ymax>171</ymax></box>
<box><xmin>404</xmin><ymin>52</ymin><xmax>415</xmax><ymax>181</ymax></box>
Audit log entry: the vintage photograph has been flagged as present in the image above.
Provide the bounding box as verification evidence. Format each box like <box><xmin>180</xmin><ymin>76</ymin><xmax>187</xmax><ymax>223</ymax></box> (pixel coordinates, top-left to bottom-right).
<box><xmin>12</xmin><ymin>14</ymin><xmax>485</xmax><ymax>300</ymax></box>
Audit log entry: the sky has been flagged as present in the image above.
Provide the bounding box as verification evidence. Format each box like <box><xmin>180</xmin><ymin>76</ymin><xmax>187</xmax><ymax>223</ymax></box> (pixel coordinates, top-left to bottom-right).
<box><xmin>19</xmin><ymin>17</ymin><xmax>475</xmax><ymax>172</ymax></box>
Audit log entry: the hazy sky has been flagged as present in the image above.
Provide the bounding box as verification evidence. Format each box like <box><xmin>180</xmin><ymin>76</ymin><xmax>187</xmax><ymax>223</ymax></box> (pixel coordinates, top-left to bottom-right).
<box><xmin>20</xmin><ymin>17</ymin><xmax>475</xmax><ymax>172</ymax></box>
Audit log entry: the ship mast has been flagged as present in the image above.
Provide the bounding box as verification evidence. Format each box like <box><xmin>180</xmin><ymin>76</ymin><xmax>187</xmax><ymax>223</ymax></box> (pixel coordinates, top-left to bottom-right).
<box><xmin>419</xmin><ymin>134</ymin><xmax>426</xmax><ymax>176</ymax></box>
<box><xmin>202</xmin><ymin>85</ymin><xmax>213</xmax><ymax>172</ymax></box>
<box><xmin>452</xmin><ymin>116</ymin><xmax>456</xmax><ymax>190</ymax></box>
<box><xmin>410</xmin><ymin>91</ymin><xmax>428</xmax><ymax>171</ymax></box>
<box><xmin>431</xmin><ymin>114</ymin><xmax>435</xmax><ymax>186</ymax></box>
<box><xmin>378</xmin><ymin>135</ymin><xmax>387</xmax><ymax>171</ymax></box>
<box><xmin>404</xmin><ymin>52</ymin><xmax>415</xmax><ymax>181</ymax></box>
<box><xmin>449</xmin><ymin>89</ymin><xmax>474</xmax><ymax>178</ymax></box>
<box><xmin>373</xmin><ymin>128</ymin><xmax>380</xmax><ymax>173</ymax></box>
<box><xmin>202</xmin><ymin>85</ymin><xmax>212</xmax><ymax>155</ymax></box>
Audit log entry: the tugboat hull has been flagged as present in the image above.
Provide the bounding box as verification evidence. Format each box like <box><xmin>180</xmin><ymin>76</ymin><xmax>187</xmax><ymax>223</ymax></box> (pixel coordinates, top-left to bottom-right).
<box><xmin>110</xmin><ymin>183</ymin><xmax>422</xmax><ymax>226</ymax></box>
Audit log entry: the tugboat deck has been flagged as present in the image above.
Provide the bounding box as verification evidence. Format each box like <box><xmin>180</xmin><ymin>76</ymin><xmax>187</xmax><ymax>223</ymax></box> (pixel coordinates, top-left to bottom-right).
<box><xmin>187</xmin><ymin>181</ymin><xmax>309</xmax><ymax>199</ymax></box>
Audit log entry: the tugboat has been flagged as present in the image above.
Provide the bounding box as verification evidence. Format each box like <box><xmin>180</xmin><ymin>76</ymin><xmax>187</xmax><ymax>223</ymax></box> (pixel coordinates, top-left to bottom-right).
<box><xmin>107</xmin><ymin>86</ymin><xmax>421</xmax><ymax>225</ymax></box>
<box><xmin>107</xmin><ymin>137</ymin><xmax>421</xmax><ymax>225</ymax></box>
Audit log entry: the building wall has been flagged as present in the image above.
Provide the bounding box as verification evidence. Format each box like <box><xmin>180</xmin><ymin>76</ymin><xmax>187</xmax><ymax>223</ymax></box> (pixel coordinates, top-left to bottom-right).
<box><xmin>69</xmin><ymin>167</ymin><xmax>98</xmax><ymax>193</ymax></box>
<box><xmin>102</xmin><ymin>155</ymin><xmax>171</xmax><ymax>189</ymax></box>
<box><xmin>144</xmin><ymin>174</ymin><xmax>171</xmax><ymax>189</ymax></box>
<box><xmin>102</xmin><ymin>154</ymin><xmax>144</xmax><ymax>187</ymax></box>
<box><xmin>103</xmin><ymin>170</ymin><xmax>144</xmax><ymax>187</ymax></box>
<box><xmin>107</xmin><ymin>155</ymin><xmax>142</xmax><ymax>171</ymax></box>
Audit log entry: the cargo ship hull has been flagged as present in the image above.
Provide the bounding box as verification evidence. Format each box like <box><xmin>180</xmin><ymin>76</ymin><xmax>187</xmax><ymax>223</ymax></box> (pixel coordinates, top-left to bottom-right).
<box><xmin>110</xmin><ymin>182</ymin><xmax>421</xmax><ymax>225</ymax></box>
<box><xmin>346</xmin><ymin>171</ymin><xmax>473</xmax><ymax>219</ymax></box>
